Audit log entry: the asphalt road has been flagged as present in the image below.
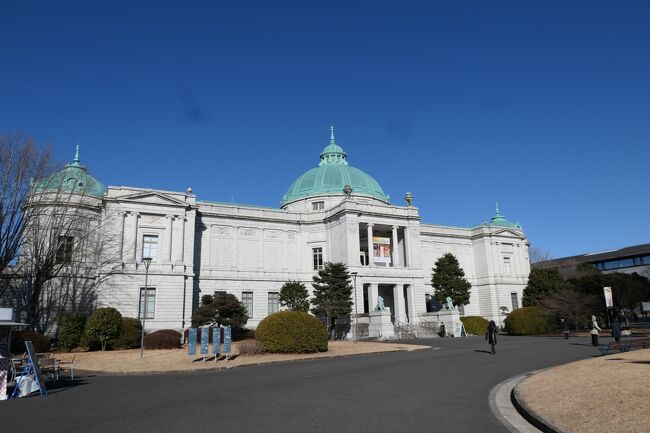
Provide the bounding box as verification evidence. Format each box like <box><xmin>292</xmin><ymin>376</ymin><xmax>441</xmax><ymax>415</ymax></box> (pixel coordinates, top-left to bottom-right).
<box><xmin>1</xmin><ymin>335</ymin><xmax>601</xmax><ymax>433</ymax></box>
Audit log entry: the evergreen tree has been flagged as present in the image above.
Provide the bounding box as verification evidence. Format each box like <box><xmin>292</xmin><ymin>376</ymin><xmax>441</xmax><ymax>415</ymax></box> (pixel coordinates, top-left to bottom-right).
<box><xmin>279</xmin><ymin>280</ymin><xmax>310</xmax><ymax>312</ymax></box>
<box><xmin>431</xmin><ymin>253</ymin><xmax>472</xmax><ymax>306</ymax></box>
<box><xmin>311</xmin><ymin>262</ymin><xmax>353</xmax><ymax>335</ymax></box>
<box><xmin>522</xmin><ymin>268</ymin><xmax>568</xmax><ymax>307</ymax></box>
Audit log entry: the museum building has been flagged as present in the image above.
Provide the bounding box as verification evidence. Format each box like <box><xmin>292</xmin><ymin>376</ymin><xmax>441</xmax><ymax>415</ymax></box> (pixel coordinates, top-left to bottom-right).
<box><xmin>31</xmin><ymin>129</ymin><xmax>531</xmax><ymax>331</ymax></box>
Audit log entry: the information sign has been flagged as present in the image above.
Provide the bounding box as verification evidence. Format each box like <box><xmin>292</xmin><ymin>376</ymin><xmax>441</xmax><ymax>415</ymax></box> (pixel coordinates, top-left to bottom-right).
<box><xmin>212</xmin><ymin>327</ymin><xmax>221</xmax><ymax>355</ymax></box>
<box><xmin>188</xmin><ymin>328</ymin><xmax>197</xmax><ymax>355</ymax></box>
<box><xmin>223</xmin><ymin>326</ymin><xmax>232</xmax><ymax>354</ymax></box>
<box><xmin>200</xmin><ymin>327</ymin><xmax>209</xmax><ymax>355</ymax></box>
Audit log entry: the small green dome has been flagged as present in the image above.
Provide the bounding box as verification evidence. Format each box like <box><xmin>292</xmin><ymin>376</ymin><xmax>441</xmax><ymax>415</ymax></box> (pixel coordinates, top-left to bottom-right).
<box><xmin>281</xmin><ymin>127</ymin><xmax>390</xmax><ymax>207</ymax></box>
<box><xmin>488</xmin><ymin>203</ymin><xmax>521</xmax><ymax>229</ymax></box>
<box><xmin>32</xmin><ymin>146</ymin><xmax>107</xmax><ymax>198</ymax></box>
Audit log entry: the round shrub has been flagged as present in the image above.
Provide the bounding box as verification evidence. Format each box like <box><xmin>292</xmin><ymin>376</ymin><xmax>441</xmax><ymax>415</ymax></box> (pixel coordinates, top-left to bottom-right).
<box><xmin>460</xmin><ymin>316</ymin><xmax>489</xmax><ymax>335</ymax></box>
<box><xmin>84</xmin><ymin>307</ymin><xmax>123</xmax><ymax>351</ymax></box>
<box><xmin>143</xmin><ymin>329</ymin><xmax>181</xmax><ymax>350</ymax></box>
<box><xmin>111</xmin><ymin>317</ymin><xmax>142</xmax><ymax>350</ymax></box>
<box><xmin>504</xmin><ymin>307</ymin><xmax>555</xmax><ymax>335</ymax></box>
<box><xmin>256</xmin><ymin>311</ymin><xmax>328</xmax><ymax>353</ymax></box>
<box><xmin>57</xmin><ymin>312</ymin><xmax>87</xmax><ymax>352</ymax></box>
<box><xmin>10</xmin><ymin>331</ymin><xmax>52</xmax><ymax>354</ymax></box>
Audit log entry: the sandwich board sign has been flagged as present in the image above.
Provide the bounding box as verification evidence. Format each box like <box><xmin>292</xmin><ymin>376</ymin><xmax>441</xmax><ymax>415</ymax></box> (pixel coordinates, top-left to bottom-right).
<box><xmin>11</xmin><ymin>341</ymin><xmax>46</xmax><ymax>398</ymax></box>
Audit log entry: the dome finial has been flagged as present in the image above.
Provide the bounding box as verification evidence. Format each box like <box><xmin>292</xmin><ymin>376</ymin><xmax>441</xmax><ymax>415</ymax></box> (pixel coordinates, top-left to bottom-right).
<box><xmin>73</xmin><ymin>144</ymin><xmax>80</xmax><ymax>164</ymax></box>
<box><xmin>495</xmin><ymin>202</ymin><xmax>500</xmax><ymax>215</ymax></box>
<box><xmin>330</xmin><ymin>125</ymin><xmax>336</xmax><ymax>144</ymax></box>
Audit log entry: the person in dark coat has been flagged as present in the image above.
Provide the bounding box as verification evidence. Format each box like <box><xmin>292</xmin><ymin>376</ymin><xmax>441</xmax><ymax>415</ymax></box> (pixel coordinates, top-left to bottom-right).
<box><xmin>561</xmin><ymin>318</ymin><xmax>570</xmax><ymax>340</ymax></box>
<box><xmin>485</xmin><ymin>320</ymin><xmax>498</xmax><ymax>354</ymax></box>
<box><xmin>611</xmin><ymin>316</ymin><xmax>621</xmax><ymax>342</ymax></box>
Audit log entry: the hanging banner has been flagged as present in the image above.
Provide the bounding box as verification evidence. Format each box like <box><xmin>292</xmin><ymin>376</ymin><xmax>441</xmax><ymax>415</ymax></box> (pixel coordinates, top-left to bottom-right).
<box><xmin>187</xmin><ymin>328</ymin><xmax>197</xmax><ymax>355</ymax></box>
<box><xmin>223</xmin><ymin>326</ymin><xmax>232</xmax><ymax>354</ymax></box>
<box><xmin>603</xmin><ymin>287</ymin><xmax>613</xmax><ymax>308</ymax></box>
<box><xmin>372</xmin><ymin>236</ymin><xmax>392</xmax><ymax>264</ymax></box>
<box><xmin>200</xmin><ymin>327</ymin><xmax>209</xmax><ymax>355</ymax></box>
<box><xmin>212</xmin><ymin>327</ymin><xmax>221</xmax><ymax>355</ymax></box>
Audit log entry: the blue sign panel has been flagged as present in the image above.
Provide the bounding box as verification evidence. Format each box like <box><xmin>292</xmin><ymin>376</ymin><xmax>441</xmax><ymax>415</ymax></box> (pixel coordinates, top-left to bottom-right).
<box><xmin>212</xmin><ymin>327</ymin><xmax>221</xmax><ymax>355</ymax></box>
<box><xmin>223</xmin><ymin>326</ymin><xmax>232</xmax><ymax>354</ymax></box>
<box><xmin>188</xmin><ymin>328</ymin><xmax>197</xmax><ymax>355</ymax></box>
<box><xmin>200</xmin><ymin>327</ymin><xmax>209</xmax><ymax>355</ymax></box>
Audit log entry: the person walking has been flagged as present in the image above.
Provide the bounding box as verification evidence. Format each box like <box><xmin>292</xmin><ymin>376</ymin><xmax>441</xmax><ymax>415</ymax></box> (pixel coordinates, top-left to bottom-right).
<box><xmin>485</xmin><ymin>320</ymin><xmax>498</xmax><ymax>354</ymax></box>
<box><xmin>561</xmin><ymin>318</ymin><xmax>570</xmax><ymax>340</ymax></box>
<box><xmin>590</xmin><ymin>315</ymin><xmax>602</xmax><ymax>346</ymax></box>
<box><xmin>611</xmin><ymin>316</ymin><xmax>621</xmax><ymax>342</ymax></box>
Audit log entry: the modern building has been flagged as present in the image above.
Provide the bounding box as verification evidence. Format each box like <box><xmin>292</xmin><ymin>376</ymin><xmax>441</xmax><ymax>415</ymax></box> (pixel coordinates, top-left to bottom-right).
<box><xmin>20</xmin><ymin>129</ymin><xmax>531</xmax><ymax>332</ymax></box>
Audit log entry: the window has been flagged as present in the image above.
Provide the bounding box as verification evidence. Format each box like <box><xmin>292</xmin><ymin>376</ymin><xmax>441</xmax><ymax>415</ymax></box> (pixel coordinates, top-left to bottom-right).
<box><xmin>511</xmin><ymin>293</ymin><xmax>519</xmax><ymax>310</ymax></box>
<box><xmin>268</xmin><ymin>292</ymin><xmax>279</xmax><ymax>314</ymax></box>
<box><xmin>603</xmin><ymin>260</ymin><xmax>619</xmax><ymax>270</ymax></box>
<box><xmin>213</xmin><ymin>290</ymin><xmax>226</xmax><ymax>300</ymax></box>
<box><xmin>56</xmin><ymin>236</ymin><xmax>74</xmax><ymax>264</ymax></box>
<box><xmin>139</xmin><ymin>288</ymin><xmax>156</xmax><ymax>319</ymax></box>
<box><xmin>312</xmin><ymin>201</ymin><xmax>324</xmax><ymax>211</ymax></box>
<box><xmin>242</xmin><ymin>291</ymin><xmax>254</xmax><ymax>316</ymax></box>
<box><xmin>618</xmin><ymin>258</ymin><xmax>634</xmax><ymax>268</ymax></box>
<box><xmin>313</xmin><ymin>247</ymin><xmax>324</xmax><ymax>270</ymax></box>
<box><xmin>503</xmin><ymin>256</ymin><xmax>511</xmax><ymax>276</ymax></box>
<box><xmin>643</xmin><ymin>255</ymin><xmax>650</xmax><ymax>265</ymax></box>
<box><xmin>142</xmin><ymin>235</ymin><xmax>159</xmax><ymax>261</ymax></box>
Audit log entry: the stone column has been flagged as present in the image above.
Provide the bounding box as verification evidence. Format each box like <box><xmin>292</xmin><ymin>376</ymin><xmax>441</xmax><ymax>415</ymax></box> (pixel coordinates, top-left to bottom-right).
<box><xmin>366</xmin><ymin>223</ymin><xmax>374</xmax><ymax>267</ymax></box>
<box><xmin>391</xmin><ymin>225</ymin><xmax>399</xmax><ymax>267</ymax></box>
<box><xmin>132</xmin><ymin>212</ymin><xmax>140</xmax><ymax>262</ymax></box>
<box><xmin>179</xmin><ymin>216</ymin><xmax>186</xmax><ymax>263</ymax></box>
<box><xmin>404</xmin><ymin>225</ymin><xmax>411</xmax><ymax>267</ymax></box>
<box><xmin>166</xmin><ymin>215</ymin><xmax>174</xmax><ymax>262</ymax></box>
<box><xmin>367</xmin><ymin>283</ymin><xmax>377</xmax><ymax>313</ymax></box>
<box><xmin>118</xmin><ymin>211</ymin><xmax>126</xmax><ymax>260</ymax></box>
<box><xmin>393</xmin><ymin>284</ymin><xmax>406</xmax><ymax>322</ymax></box>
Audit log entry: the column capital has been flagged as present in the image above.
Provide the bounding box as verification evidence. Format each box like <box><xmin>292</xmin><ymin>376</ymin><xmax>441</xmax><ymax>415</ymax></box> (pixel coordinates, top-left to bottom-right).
<box><xmin>367</xmin><ymin>222</ymin><xmax>374</xmax><ymax>228</ymax></box>
<box><xmin>166</xmin><ymin>214</ymin><xmax>174</xmax><ymax>219</ymax></box>
<box><xmin>391</xmin><ymin>225</ymin><xmax>399</xmax><ymax>230</ymax></box>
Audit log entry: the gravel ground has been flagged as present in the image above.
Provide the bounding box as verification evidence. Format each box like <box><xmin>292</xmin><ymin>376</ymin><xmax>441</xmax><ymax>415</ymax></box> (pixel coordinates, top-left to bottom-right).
<box><xmin>54</xmin><ymin>340</ymin><xmax>430</xmax><ymax>374</ymax></box>
<box><xmin>517</xmin><ymin>348</ymin><xmax>650</xmax><ymax>433</ymax></box>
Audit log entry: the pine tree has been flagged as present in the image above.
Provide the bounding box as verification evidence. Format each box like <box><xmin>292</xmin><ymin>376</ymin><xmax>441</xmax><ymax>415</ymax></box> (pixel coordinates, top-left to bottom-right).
<box><xmin>522</xmin><ymin>268</ymin><xmax>568</xmax><ymax>307</ymax></box>
<box><xmin>311</xmin><ymin>262</ymin><xmax>353</xmax><ymax>334</ymax></box>
<box><xmin>279</xmin><ymin>280</ymin><xmax>310</xmax><ymax>312</ymax></box>
<box><xmin>431</xmin><ymin>253</ymin><xmax>472</xmax><ymax>306</ymax></box>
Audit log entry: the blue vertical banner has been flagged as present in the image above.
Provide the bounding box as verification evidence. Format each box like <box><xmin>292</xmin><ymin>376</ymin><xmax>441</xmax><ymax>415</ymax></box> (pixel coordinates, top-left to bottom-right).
<box><xmin>200</xmin><ymin>327</ymin><xmax>209</xmax><ymax>355</ymax></box>
<box><xmin>188</xmin><ymin>328</ymin><xmax>197</xmax><ymax>355</ymax></box>
<box><xmin>212</xmin><ymin>327</ymin><xmax>221</xmax><ymax>355</ymax></box>
<box><xmin>223</xmin><ymin>326</ymin><xmax>232</xmax><ymax>354</ymax></box>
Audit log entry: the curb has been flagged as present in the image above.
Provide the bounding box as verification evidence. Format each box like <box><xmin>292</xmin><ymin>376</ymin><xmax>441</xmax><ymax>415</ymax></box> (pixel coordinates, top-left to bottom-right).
<box><xmin>510</xmin><ymin>371</ymin><xmax>566</xmax><ymax>433</ymax></box>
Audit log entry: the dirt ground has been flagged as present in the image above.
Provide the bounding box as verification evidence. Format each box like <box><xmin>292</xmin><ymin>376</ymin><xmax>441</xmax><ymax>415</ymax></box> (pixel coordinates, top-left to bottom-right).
<box><xmin>517</xmin><ymin>348</ymin><xmax>650</xmax><ymax>433</ymax></box>
<box><xmin>54</xmin><ymin>340</ymin><xmax>430</xmax><ymax>374</ymax></box>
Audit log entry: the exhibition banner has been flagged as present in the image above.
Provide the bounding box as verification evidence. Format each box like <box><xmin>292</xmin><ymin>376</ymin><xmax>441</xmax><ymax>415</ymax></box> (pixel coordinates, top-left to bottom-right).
<box><xmin>372</xmin><ymin>236</ymin><xmax>391</xmax><ymax>264</ymax></box>
<box><xmin>603</xmin><ymin>287</ymin><xmax>613</xmax><ymax>308</ymax></box>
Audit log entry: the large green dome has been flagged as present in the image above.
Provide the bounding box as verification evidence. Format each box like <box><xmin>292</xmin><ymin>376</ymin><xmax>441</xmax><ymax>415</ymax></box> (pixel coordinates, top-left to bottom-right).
<box><xmin>281</xmin><ymin>128</ymin><xmax>390</xmax><ymax>207</ymax></box>
<box><xmin>32</xmin><ymin>146</ymin><xmax>107</xmax><ymax>198</ymax></box>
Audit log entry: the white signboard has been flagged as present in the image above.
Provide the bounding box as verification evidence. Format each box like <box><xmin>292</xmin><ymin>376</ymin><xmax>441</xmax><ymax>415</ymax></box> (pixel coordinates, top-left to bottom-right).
<box><xmin>603</xmin><ymin>287</ymin><xmax>613</xmax><ymax>308</ymax></box>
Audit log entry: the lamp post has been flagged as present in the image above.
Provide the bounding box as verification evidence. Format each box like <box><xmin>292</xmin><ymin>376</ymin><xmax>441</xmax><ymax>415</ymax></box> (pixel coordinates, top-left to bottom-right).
<box><xmin>140</xmin><ymin>257</ymin><xmax>152</xmax><ymax>359</ymax></box>
<box><xmin>351</xmin><ymin>271</ymin><xmax>358</xmax><ymax>342</ymax></box>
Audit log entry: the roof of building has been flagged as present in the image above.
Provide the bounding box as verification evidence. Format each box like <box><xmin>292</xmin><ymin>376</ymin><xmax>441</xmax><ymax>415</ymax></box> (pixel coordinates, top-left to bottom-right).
<box><xmin>280</xmin><ymin>127</ymin><xmax>390</xmax><ymax>207</ymax></box>
<box><xmin>31</xmin><ymin>146</ymin><xmax>107</xmax><ymax>198</ymax></box>
<box><xmin>538</xmin><ymin>243</ymin><xmax>650</xmax><ymax>267</ymax></box>
<box><xmin>482</xmin><ymin>203</ymin><xmax>521</xmax><ymax>229</ymax></box>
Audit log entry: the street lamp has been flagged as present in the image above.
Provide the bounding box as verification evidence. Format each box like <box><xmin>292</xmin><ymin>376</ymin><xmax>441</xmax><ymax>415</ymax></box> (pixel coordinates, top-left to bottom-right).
<box><xmin>351</xmin><ymin>271</ymin><xmax>358</xmax><ymax>342</ymax></box>
<box><xmin>140</xmin><ymin>257</ymin><xmax>152</xmax><ymax>359</ymax></box>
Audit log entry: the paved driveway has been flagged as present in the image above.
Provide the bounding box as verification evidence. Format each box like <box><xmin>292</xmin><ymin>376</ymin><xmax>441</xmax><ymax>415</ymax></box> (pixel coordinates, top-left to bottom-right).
<box><xmin>1</xmin><ymin>335</ymin><xmax>601</xmax><ymax>433</ymax></box>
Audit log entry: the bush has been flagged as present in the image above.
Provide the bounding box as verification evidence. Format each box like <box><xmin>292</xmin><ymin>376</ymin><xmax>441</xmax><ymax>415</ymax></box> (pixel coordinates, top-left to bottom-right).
<box><xmin>143</xmin><ymin>329</ymin><xmax>182</xmax><ymax>350</ymax></box>
<box><xmin>57</xmin><ymin>312</ymin><xmax>87</xmax><ymax>352</ymax></box>
<box><xmin>504</xmin><ymin>307</ymin><xmax>555</xmax><ymax>335</ymax></box>
<box><xmin>460</xmin><ymin>316</ymin><xmax>489</xmax><ymax>335</ymax></box>
<box><xmin>10</xmin><ymin>331</ymin><xmax>52</xmax><ymax>354</ymax></box>
<box><xmin>78</xmin><ymin>334</ymin><xmax>101</xmax><ymax>352</ymax></box>
<box><xmin>84</xmin><ymin>307</ymin><xmax>123</xmax><ymax>351</ymax></box>
<box><xmin>237</xmin><ymin>340</ymin><xmax>266</xmax><ymax>355</ymax></box>
<box><xmin>256</xmin><ymin>311</ymin><xmax>328</xmax><ymax>353</ymax></box>
<box><xmin>111</xmin><ymin>317</ymin><xmax>142</xmax><ymax>350</ymax></box>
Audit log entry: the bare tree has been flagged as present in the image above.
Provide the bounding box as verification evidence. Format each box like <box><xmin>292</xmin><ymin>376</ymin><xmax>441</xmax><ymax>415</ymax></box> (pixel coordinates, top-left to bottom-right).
<box><xmin>540</xmin><ymin>288</ymin><xmax>601</xmax><ymax>330</ymax></box>
<box><xmin>0</xmin><ymin>131</ymin><xmax>52</xmax><ymax>275</ymax></box>
<box><xmin>529</xmin><ymin>245</ymin><xmax>554</xmax><ymax>264</ymax></box>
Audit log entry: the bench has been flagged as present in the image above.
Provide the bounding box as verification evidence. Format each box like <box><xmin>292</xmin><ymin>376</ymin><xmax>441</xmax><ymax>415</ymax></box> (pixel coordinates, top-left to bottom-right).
<box><xmin>599</xmin><ymin>337</ymin><xmax>650</xmax><ymax>356</ymax></box>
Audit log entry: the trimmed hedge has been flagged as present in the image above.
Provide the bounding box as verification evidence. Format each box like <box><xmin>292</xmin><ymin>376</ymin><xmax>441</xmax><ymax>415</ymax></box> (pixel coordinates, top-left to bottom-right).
<box><xmin>10</xmin><ymin>331</ymin><xmax>52</xmax><ymax>354</ymax></box>
<box><xmin>256</xmin><ymin>311</ymin><xmax>328</xmax><ymax>353</ymax></box>
<box><xmin>504</xmin><ymin>307</ymin><xmax>555</xmax><ymax>335</ymax></box>
<box><xmin>111</xmin><ymin>317</ymin><xmax>142</xmax><ymax>350</ymax></box>
<box><xmin>460</xmin><ymin>316</ymin><xmax>489</xmax><ymax>335</ymax></box>
<box><xmin>143</xmin><ymin>329</ymin><xmax>182</xmax><ymax>350</ymax></box>
<box><xmin>57</xmin><ymin>312</ymin><xmax>87</xmax><ymax>352</ymax></box>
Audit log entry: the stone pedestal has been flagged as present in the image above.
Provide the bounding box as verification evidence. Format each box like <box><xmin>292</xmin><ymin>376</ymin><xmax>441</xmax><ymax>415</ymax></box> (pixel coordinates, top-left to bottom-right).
<box><xmin>421</xmin><ymin>310</ymin><xmax>463</xmax><ymax>337</ymax></box>
<box><xmin>369</xmin><ymin>309</ymin><xmax>395</xmax><ymax>339</ymax></box>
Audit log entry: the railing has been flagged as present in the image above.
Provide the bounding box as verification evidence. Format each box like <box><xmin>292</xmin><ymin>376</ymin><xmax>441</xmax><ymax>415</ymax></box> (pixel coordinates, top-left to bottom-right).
<box><xmin>394</xmin><ymin>319</ymin><xmax>417</xmax><ymax>339</ymax></box>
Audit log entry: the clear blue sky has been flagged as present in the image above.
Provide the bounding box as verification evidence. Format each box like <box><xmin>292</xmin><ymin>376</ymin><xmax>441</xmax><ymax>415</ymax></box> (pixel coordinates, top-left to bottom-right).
<box><xmin>1</xmin><ymin>1</ymin><xmax>649</xmax><ymax>258</ymax></box>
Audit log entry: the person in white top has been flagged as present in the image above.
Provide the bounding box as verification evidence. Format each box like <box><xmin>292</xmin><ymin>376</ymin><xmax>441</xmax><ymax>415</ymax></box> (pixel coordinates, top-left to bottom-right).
<box><xmin>590</xmin><ymin>315</ymin><xmax>602</xmax><ymax>346</ymax></box>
